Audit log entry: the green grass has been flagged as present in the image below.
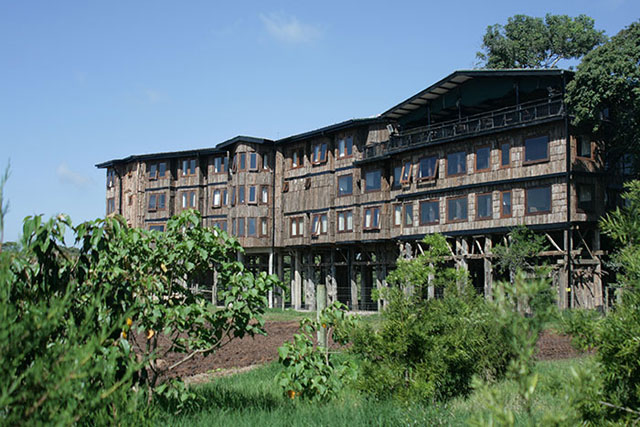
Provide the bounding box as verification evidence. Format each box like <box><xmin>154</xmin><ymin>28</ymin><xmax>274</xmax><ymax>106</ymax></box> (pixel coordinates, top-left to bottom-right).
<box><xmin>154</xmin><ymin>356</ymin><xmax>593</xmax><ymax>426</ymax></box>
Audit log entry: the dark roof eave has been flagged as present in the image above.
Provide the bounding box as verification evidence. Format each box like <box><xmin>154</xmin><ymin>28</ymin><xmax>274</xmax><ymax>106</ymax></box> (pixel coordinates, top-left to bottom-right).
<box><xmin>96</xmin><ymin>146</ymin><xmax>226</xmax><ymax>169</ymax></box>
<box><xmin>275</xmin><ymin>117</ymin><xmax>384</xmax><ymax>144</ymax></box>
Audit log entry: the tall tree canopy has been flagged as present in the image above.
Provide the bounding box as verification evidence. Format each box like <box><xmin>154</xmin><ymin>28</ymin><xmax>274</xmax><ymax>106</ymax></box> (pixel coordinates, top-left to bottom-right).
<box><xmin>566</xmin><ymin>20</ymin><xmax>640</xmax><ymax>174</ymax></box>
<box><xmin>477</xmin><ymin>14</ymin><xmax>606</xmax><ymax>69</ymax></box>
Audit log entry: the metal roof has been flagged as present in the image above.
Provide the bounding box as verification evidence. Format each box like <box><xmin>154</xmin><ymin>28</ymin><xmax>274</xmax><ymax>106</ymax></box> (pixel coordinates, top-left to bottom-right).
<box><xmin>95</xmin><ymin>146</ymin><xmax>225</xmax><ymax>168</ymax></box>
<box><xmin>276</xmin><ymin>117</ymin><xmax>382</xmax><ymax>144</ymax></box>
<box><xmin>381</xmin><ymin>69</ymin><xmax>570</xmax><ymax>120</ymax></box>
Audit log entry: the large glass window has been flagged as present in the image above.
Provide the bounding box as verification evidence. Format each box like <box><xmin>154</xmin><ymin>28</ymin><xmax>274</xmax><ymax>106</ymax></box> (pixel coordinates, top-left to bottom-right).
<box><xmin>248</xmin><ymin>186</ymin><xmax>257</xmax><ymax>204</ymax></box>
<box><xmin>363</xmin><ymin>207</ymin><xmax>381</xmax><ymax>230</ymax></box>
<box><xmin>107</xmin><ymin>198</ymin><xmax>115</xmax><ymax>214</ymax></box>
<box><xmin>365</xmin><ymin>170</ymin><xmax>381</xmax><ymax>192</ymax></box>
<box><xmin>312</xmin><ymin>213</ymin><xmax>329</xmax><ymax>235</ymax></box>
<box><xmin>148</xmin><ymin>193</ymin><xmax>166</xmax><ymax>211</ymax></box>
<box><xmin>260</xmin><ymin>218</ymin><xmax>268</xmax><ymax>236</ymax></box>
<box><xmin>447</xmin><ymin>152</ymin><xmax>466</xmax><ymax>176</ymax></box>
<box><xmin>312</xmin><ymin>143</ymin><xmax>328</xmax><ymax>164</ymax></box>
<box><xmin>337</xmin><ymin>175</ymin><xmax>353</xmax><ymax>196</ymax></box>
<box><xmin>500</xmin><ymin>143</ymin><xmax>510</xmax><ymax>167</ymax></box>
<box><xmin>149</xmin><ymin>224</ymin><xmax>165</xmax><ymax>232</ymax></box>
<box><xmin>524</xmin><ymin>136</ymin><xmax>549</xmax><ymax>163</ymax></box>
<box><xmin>401</xmin><ymin>161</ymin><xmax>412</xmax><ymax>184</ymax></box>
<box><xmin>337</xmin><ymin>211</ymin><xmax>353</xmax><ymax>232</ymax></box>
<box><xmin>419</xmin><ymin>200</ymin><xmax>439</xmax><ymax>225</ymax></box>
<box><xmin>577</xmin><ymin>136</ymin><xmax>592</xmax><ymax>158</ymax></box>
<box><xmin>291</xmin><ymin>149</ymin><xmax>304</xmax><ymax>168</ymax></box>
<box><xmin>578</xmin><ymin>184</ymin><xmax>594</xmax><ymax>211</ymax></box>
<box><xmin>404</xmin><ymin>203</ymin><xmax>413</xmax><ymax>226</ymax></box>
<box><xmin>213</xmin><ymin>157</ymin><xmax>228</xmax><ymax>173</ymax></box>
<box><xmin>290</xmin><ymin>217</ymin><xmax>304</xmax><ymax>237</ymax></box>
<box><xmin>501</xmin><ymin>191</ymin><xmax>512</xmax><ymax>217</ymax></box>
<box><xmin>447</xmin><ymin>196</ymin><xmax>468</xmax><ymax>222</ymax></box>
<box><xmin>526</xmin><ymin>186</ymin><xmax>552</xmax><ymax>214</ymax></box>
<box><xmin>337</xmin><ymin>136</ymin><xmax>353</xmax><ymax>158</ymax></box>
<box><xmin>261</xmin><ymin>186</ymin><xmax>269</xmax><ymax>204</ymax></box>
<box><xmin>393</xmin><ymin>165</ymin><xmax>402</xmax><ymax>189</ymax></box>
<box><xmin>418</xmin><ymin>156</ymin><xmax>438</xmax><ymax>180</ymax></box>
<box><xmin>393</xmin><ymin>204</ymin><xmax>402</xmax><ymax>226</ymax></box>
<box><xmin>476</xmin><ymin>193</ymin><xmax>492</xmax><ymax>219</ymax></box>
<box><xmin>238</xmin><ymin>218</ymin><xmax>245</xmax><ymax>237</ymax></box>
<box><xmin>247</xmin><ymin>218</ymin><xmax>257</xmax><ymax>236</ymax></box>
<box><xmin>476</xmin><ymin>147</ymin><xmax>491</xmax><ymax>171</ymax></box>
<box><xmin>182</xmin><ymin>159</ymin><xmax>196</xmax><ymax>176</ymax></box>
<box><xmin>238</xmin><ymin>186</ymin><xmax>245</xmax><ymax>204</ymax></box>
<box><xmin>249</xmin><ymin>153</ymin><xmax>258</xmax><ymax>171</ymax></box>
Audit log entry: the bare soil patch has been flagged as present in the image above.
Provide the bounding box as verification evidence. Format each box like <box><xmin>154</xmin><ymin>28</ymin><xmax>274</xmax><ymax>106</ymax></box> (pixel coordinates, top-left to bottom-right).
<box><xmin>143</xmin><ymin>322</ymin><xmax>586</xmax><ymax>383</ymax></box>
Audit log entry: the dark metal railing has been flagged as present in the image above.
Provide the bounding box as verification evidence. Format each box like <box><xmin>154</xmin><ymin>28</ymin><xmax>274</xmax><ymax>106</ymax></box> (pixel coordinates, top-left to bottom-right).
<box><xmin>363</xmin><ymin>97</ymin><xmax>564</xmax><ymax>160</ymax></box>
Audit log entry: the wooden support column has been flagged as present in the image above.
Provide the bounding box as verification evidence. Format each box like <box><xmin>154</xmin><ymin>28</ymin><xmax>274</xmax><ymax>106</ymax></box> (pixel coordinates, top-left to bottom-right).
<box><xmin>456</xmin><ymin>238</ymin><xmax>468</xmax><ymax>290</ymax></box>
<box><xmin>376</xmin><ymin>265</ymin><xmax>383</xmax><ymax>311</ymax></box>
<box><xmin>304</xmin><ymin>252</ymin><xmax>316</xmax><ymax>310</ymax></box>
<box><xmin>484</xmin><ymin>237</ymin><xmax>493</xmax><ymax>300</ymax></box>
<box><xmin>212</xmin><ymin>268</ymin><xmax>218</xmax><ymax>306</ymax></box>
<box><xmin>275</xmin><ymin>252</ymin><xmax>284</xmax><ymax>309</ymax></box>
<box><xmin>427</xmin><ymin>263</ymin><xmax>435</xmax><ymax>299</ymax></box>
<box><xmin>327</xmin><ymin>249</ymin><xmax>338</xmax><ymax>305</ymax></box>
<box><xmin>268</xmin><ymin>249</ymin><xmax>274</xmax><ymax>308</ymax></box>
<box><xmin>350</xmin><ymin>257</ymin><xmax>359</xmax><ymax>311</ymax></box>
<box><xmin>293</xmin><ymin>250</ymin><xmax>302</xmax><ymax>310</ymax></box>
<box><xmin>593</xmin><ymin>230</ymin><xmax>603</xmax><ymax>309</ymax></box>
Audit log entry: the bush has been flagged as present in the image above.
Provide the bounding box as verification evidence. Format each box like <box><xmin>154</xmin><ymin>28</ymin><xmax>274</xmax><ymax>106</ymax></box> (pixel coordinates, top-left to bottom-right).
<box><xmin>350</xmin><ymin>235</ymin><xmax>511</xmax><ymax>403</ymax></box>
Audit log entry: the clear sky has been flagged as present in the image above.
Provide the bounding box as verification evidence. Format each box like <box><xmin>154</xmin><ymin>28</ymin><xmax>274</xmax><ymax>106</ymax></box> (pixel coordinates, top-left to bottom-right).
<box><xmin>1</xmin><ymin>0</ymin><xmax>637</xmax><ymax>243</ymax></box>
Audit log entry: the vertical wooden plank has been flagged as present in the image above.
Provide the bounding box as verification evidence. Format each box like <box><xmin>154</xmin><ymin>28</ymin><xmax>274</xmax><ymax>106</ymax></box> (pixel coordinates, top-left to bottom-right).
<box><xmin>484</xmin><ymin>236</ymin><xmax>493</xmax><ymax>300</ymax></box>
<box><xmin>593</xmin><ymin>230</ymin><xmax>603</xmax><ymax>309</ymax></box>
<box><xmin>294</xmin><ymin>250</ymin><xmax>302</xmax><ymax>310</ymax></box>
<box><xmin>350</xmin><ymin>253</ymin><xmax>358</xmax><ymax>311</ymax></box>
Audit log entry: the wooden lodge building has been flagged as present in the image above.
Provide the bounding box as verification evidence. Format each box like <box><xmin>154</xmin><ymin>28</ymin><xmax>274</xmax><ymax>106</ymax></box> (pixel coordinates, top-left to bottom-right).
<box><xmin>97</xmin><ymin>69</ymin><xmax>617</xmax><ymax>311</ymax></box>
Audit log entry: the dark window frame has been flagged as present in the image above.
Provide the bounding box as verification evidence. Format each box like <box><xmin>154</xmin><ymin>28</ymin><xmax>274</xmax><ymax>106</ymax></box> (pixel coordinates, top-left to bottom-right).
<box><xmin>259</xmin><ymin>217</ymin><xmax>269</xmax><ymax>237</ymax></box>
<box><xmin>475</xmin><ymin>145</ymin><xmax>491</xmax><ymax>173</ymax></box>
<box><xmin>403</xmin><ymin>203</ymin><xmax>414</xmax><ymax>227</ymax></box>
<box><xmin>475</xmin><ymin>192</ymin><xmax>493</xmax><ymax>220</ymax></box>
<box><xmin>523</xmin><ymin>135</ymin><xmax>550</xmax><ymax>165</ymax></box>
<box><xmin>182</xmin><ymin>159</ymin><xmax>197</xmax><ymax>176</ymax></box>
<box><xmin>577</xmin><ymin>136</ymin><xmax>593</xmax><ymax>159</ymax></box>
<box><xmin>248</xmin><ymin>185</ymin><xmax>257</xmax><ymax>205</ymax></box>
<box><xmin>419</xmin><ymin>199</ymin><xmax>440</xmax><ymax>225</ymax></box>
<box><xmin>400</xmin><ymin>161</ymin><xmax>412</xmax><ymax>184</ymax></box>
<box><xmin>446</xmin><ymin>151</ymin><xmax>467</xmax><ymax>177</ymax></box>
<box><xmin>525</xmin><ymin>186</ymin><xmax>552</xmax><ymax>216</ymax></box>
<box><xmin>417</xmin><ymin>156</ymin><xmax>438</xmax><ymax>181</ymax></box>
<box><xmin>500</xmin><ymin>143</ymin><xmax>511</xmax><ymax>169</ymax></box>
<box><xmin>500</xmin><ymin>191</ymin><xmax>512</xmax><ymax>218</ymax></box>
<box><xmin>290</xmin><ymin>148</ymin><xmax>304</xmax><ymax>169</ymax></box>
<box><xmin>363</xmin><ymin>206</ymin><xmax>381</xmax><ymax>231</ymax></box>
<box><xmin>577</xmin><ymin>183</ymin><xmax>595</xmax><ymax>212</ymax></box>
<box><xmin>337</xmin><ymin>136</ymin><xmax>353</xmax><ymax>159</ymax></box>
<box><xmin>260</xmin><ymin>185</ymin><xmax>269</xmax><ymax>205</ymax></box>
<box><xmin>311</xmin><ymin>142</ymin><xmax>328</xmax><ymax>165</ymax></box>
<box><xmin>290</xmin><ymin>216</ymin><xmax>304</xmax><ymax>237</ymax></box>
<box><xmin>212</xmin><ymin>189</ymin><xmax>222</xmax><ymax>208</ymax></box>
<box><xmin>446</xmin><ymin>196</ymin><xmax>468</xmax><ymax>223</ymax></box>
<box><xmin>364</xmin><ymin>169</ymin><xmax>382</xmax><ymax>193</ymax></box>
<box><xmin>337</xmin><ymin>174</ymin><xmax>353</xmax><ymax>197</ymax></box>
<box><xmin>149</xmin><ymin>223</ymin><xmax>165</xmax><ymax>232</ymax></box>
<box><xmin>337</xmin><ymin>210</ymin><xmax>353</xmax><ymax>233</ymax></box>
<box><xmin>393</xmin><ymin>203</ymin><xmax>402</xmax><ymax>227</ymax></box>
<box><xmin>311</xmin><ymin>213</ymin><xmax>329</xmax><ymax>236</ymax></box>
<box><xmin>247</xmin><ymin>217</ymin><xmax>257</xmax><ymax>237</ymax></box>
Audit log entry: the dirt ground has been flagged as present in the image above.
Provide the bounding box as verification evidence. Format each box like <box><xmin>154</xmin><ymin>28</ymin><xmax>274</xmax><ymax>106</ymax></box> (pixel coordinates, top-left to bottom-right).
<box><xmin>145</xmin><ymin>321</ymin><xmax>586</xmax><ymax>383</ymax></box>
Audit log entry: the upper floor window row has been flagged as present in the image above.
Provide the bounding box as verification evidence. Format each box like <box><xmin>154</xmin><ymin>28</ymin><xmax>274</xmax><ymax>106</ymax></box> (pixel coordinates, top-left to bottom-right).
<box><xmin>182</xmin><ymin>159</ymin><xmax>197</xmax><ymax>176</ymax></box>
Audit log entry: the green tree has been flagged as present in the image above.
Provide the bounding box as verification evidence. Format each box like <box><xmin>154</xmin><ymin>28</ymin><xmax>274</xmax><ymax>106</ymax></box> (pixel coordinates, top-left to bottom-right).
<box><xmin>0</xmin><ymin>161</ymin><xmax>9</xmax><ymax>253</ymax></box>
<box><xmin>566</xmin><ymin>20</ymin><xmax>640</xmax><ymax>176</ymax></box>
<box><xmin>492</xmin><ymin>225</ymin><xmax>548</xmax><ymax>284</ymax></box>
<box><xmin>477</xmin><ymin>14</ymin><xmax>606</xmax><ymax>69</ymax></box>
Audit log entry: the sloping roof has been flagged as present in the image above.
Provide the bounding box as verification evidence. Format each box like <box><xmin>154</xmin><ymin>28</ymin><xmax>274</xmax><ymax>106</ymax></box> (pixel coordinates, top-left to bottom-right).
<box><xmin>381</xmin><ymin>69</ymin><xmax>570</xmax><ymax>120</ymax></box>
<box><xmin>276</xmin><ymin>117</ymin><xmax>382</xmax><ymax>144</ymax></box>
<box><xmin>95</xmin><ymin>147</ymin><xmax>225</xmax><ymax>168</ymax></box>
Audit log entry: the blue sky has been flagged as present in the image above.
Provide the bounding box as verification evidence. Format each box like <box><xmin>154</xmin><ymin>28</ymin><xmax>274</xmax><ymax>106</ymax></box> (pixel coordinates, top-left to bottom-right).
<box><xmin>1</xmin><ymin>0</ymin><xmax>637</xmax><ymax>243</ymax></box>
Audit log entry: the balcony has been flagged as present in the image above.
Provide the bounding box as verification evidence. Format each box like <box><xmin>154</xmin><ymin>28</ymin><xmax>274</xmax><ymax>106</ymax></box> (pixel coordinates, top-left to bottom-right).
<box><xmin>363</xmin><ymin>97</ymin><xmax>564</xmax><ymax>160</ymax></box>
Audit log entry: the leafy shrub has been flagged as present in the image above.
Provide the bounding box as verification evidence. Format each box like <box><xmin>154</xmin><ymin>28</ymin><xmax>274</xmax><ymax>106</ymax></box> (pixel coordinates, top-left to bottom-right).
<box><xmin>350</xmin><ymin>235</ymin><xmax>511</xmax><ymax>403</ymax></box>
<box><xmin>0</xmin><ymin>210</ymin><xmax>278</xmax><ymax>423</ymax></box>
<box><xmin>277</xmin><ymin>302</ymin><xmax>359</xmax><ymax>401</ymax></box>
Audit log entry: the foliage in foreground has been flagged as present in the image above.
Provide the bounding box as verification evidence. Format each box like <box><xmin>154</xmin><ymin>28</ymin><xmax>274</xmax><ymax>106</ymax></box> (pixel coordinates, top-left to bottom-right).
<box><xmin>350</xmin><ymin>234</ymin><xmax>511</xmax><ymax>403</ymax></box>
<box><xmin>0</xmin><ymin>211</ymin><xmax>278</xmax><ymax>424</ymax></box>
<box><xmin>276</xmin><ymin>302</ymin><xmax>359</xmax><ymax>401</ymax></box>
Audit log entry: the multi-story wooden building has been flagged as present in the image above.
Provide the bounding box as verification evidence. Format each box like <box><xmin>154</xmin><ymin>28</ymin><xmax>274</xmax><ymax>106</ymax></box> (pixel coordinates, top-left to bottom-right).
<box><xmin>98</xmin><ymin>69</ymin><xmax>614</xmax><ymax>311</ymax></box>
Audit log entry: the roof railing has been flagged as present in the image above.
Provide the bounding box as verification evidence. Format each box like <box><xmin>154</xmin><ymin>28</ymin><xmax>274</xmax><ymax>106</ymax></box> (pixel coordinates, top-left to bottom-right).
<box><xmin>364</xmin><ymin>96</ymin><xmax>564</xmax><ymax>160</ymax></box>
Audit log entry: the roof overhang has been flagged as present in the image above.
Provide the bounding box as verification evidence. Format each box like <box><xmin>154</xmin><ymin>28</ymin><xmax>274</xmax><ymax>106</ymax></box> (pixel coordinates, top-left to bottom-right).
<box><xmin>381</xmin><ymin>69</ymin><xmax>570</xmax><ymax>120</ymax></box>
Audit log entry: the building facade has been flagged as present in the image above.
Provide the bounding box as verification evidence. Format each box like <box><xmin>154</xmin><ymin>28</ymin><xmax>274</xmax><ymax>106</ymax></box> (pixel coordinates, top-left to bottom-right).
<box><xmin>98</xmin><ymin>69</ymin><xmax>617</xmax><ymax>311</ymax></box>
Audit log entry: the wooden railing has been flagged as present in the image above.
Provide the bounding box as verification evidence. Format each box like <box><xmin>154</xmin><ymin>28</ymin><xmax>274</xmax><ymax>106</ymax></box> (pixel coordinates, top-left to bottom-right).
<box><xmin>363</xmin><ymin>97</ymin><xmax>564</xmax><ymax>159</ymax></box>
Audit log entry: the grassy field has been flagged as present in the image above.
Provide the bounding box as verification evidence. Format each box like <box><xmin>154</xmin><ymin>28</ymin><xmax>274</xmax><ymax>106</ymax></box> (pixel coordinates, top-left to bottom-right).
<box><xmin>155</xmin><ymin>356</ymin><xmax>592</xmax><ymax>426</ymax></box>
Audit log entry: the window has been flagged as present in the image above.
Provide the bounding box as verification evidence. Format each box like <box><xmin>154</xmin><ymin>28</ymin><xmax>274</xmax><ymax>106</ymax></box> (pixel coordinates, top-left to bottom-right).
<box><xmin>403</xmin><ymin>203</ymin><xmax>413</xmax><ymax>226</ymax></box>
<box><xmin>363</xmin><ymin>206</ymin><xmax>381</xmax><ymax>230</ymax></box>
<box><xmin>500</xmin><ymin>143</ymin><xmax>510</xmax><ymax>168</ymax></box>
<box><xmin>148</xmin><ymin>193</ymin><xmax>166</xmax><ymax>211</ymax></box>
<box><xmin>107</xmin><ymin>198</ymin><xmax>115</xmax><ymax>214</ymax></box>
<box><xmin>232</xmin><ymin>219</ymin><xmax>236</xmax><ymax>236</ymax></box>
<box><xmin>231</xmin><ymin>187</ymin><xmax>236</xmax><ymax>206</ymax></box>
<box><xmin>311</xmin><ymin>142</ymin><xmax>328</xmax><ymax>164</ymax></box>
<box><xmin>447</xmin><ymin>196</ymin><xmax>468</xmax><ymax>222</ymax></box>
<box><xmin>476</xmin><ymin>146</ymin><xmax>491</xmax><ymax>172</ymax></box>
<box><xmin>524</xmin><ymin>136</ymin><xmax>549</xmax><ymax>163</ymax></box>
<box><xmin>526</xmin><ymin>186</ymin><xmax>552</xmax><ymax>215</ymax></box>
<box><xmin>476</xmin><ymin>193</ymin><xmax>493</xmax><ymax>219</ymax></box>
<box><xmin>260</xmin><ymin>186</ymin><xmax>269</xmax><ymax>204</ymax></box>
<box><xmin>337</xmin><ymin>211</ymin><xmax>353</xmax><ymax>232</ymax></box>
<box><xmin>213</xmin><ymin>220</ymin><xmax>227</xmax><ymax>233</ymax></box>
<box><xmin>238</xmin><ymin>186</ymin><xmax>245</xmax><ymax>204</ymax></box>
<box><xmin>213</xmin><ymin>156</ymin><xmax>228</xmax><ymax>174</ymax></box>
<box><xmin>447</xmin><ymin>152</ymin><xmax>466</xmax><ymax>176</ymax></box>
<box><xmin>213</xmin><ymin>189</ymin><xmax>222</xmax><ymax>207</ymax></box>
<box><xmin>248</xmin><ymin>186</ymin><xmax>257</xmax><ymax>204</ymax></box>
<box><xmin>400</xmin><ymin>161</ymin><xmax>412</xmax><ymax>184</ymax></box>
<box><xmin>238</xmin><ymin>153</ymin><xmax>246</xmax><ymax>171</ymax></box>
<box><xmin>393</xmin><ymin>204</ymin><xmax>402</xmax><ymax>227</ymax></box>
<box><xmin>128</xmin><ymin>195</ymin><xmax>133</xmax><ymax>206</ymax></box>
<box><xmin>337</xmin><ymin>175</ymin><xmax>353</xmax><ymax>196</ymax></box>
<box><xmin>578</xmin><ymin>184</ymin><xmax>595</xmax><ymax>212</ymax></box>
<box><xmin>223</xmin><ymin>189</ymin><xmax>228</xmax><ymax>206</ymax></box>
<box><xmin>577</xmin><ymin>136</ymin><xmax>592</xmax><ymax>158</ymax></box>
<box><xmin>418</xmin><ymin>156</ymin><xmax>438</xmax><ymax>180</ymax></box>
<box><xmin>337</xmin><ymin>136</ymin><xmax>353</xmax><ymax>158</ymax></box>
<box><xmin>149</xmin><ymin>224</ymin><xmax>165</xmax><ymax>232</ymax></box>
<box><xmin>419</xmin><ymin>200</ymin><xmax>439</xmax><ymax>225</ymax></box>
<box><xmin>365</xmin><ymin>170</ymin><xmax>382</xmax><ymax>192</ymax></box>
<box><xmin>247</xmin><ymin>217</ymin><xmax>257</xmax><ymax>236</ymax></box>
<box><xmin>247</xmin><ymin>152</ymin><xmax>257</xmax><ymax>171</ymax></box>
<box><xmin>291</xmin><ymin>149</ymin><xmax>304</xmax><ymax>168</ymax></box>
<box><xmin>290</xmin><ymin>217</ymin><xmax>304</xmax><ymax>237</ymax></box>
<box><xmin>182</xmin><ymin>191</ymin><xmax>196</xmax><ymax>208</ymax></box>
<box><xmin>148</xmin><ymin>162</ymin><xmax>166</xmax><ymax>180</ymax></box>
<box><xmin>260</xmin><ymin>217</ymin><xmax>268</xmax><ymax>237</ymax></box>
<box><xmin>182</xmin><ymin>159</ymin><xmax>196</xmax><ymax>176</ymax></box>
<box><xmin>262</xmin><ymin>152</ymin><xmax>270</xmax><ymax>170</ymax></box>
<box><xmin>393</xmin><ymin>165</ymin><xmax>402</xmax><ymax>189</ymax></box>
<box><xmin>501</xmin><ymin>191</ymin><xmax>512</xmax><ymax>217</ymax></box>
<box><xmin>238</xmin><ymin>218</ymin><xmax>245</xmax><ymax>237</ymax></box>
<box><xmin>312</xmin><ymin>213</ymin><xmax>328</xmax><ymax>236</ymax></box>
<box><xmin>107</xmin><ymin>169</ymin><xmax>115</xmax><ymax>188</ymax></box>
